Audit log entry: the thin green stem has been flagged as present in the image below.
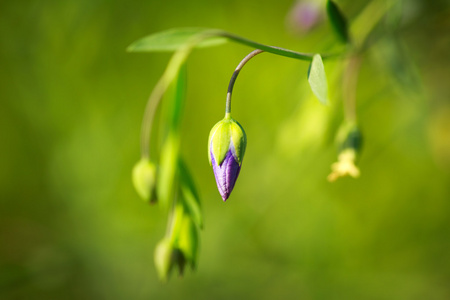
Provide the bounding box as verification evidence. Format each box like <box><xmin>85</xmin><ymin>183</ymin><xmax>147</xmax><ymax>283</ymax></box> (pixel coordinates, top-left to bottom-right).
<box><xmin>140</xmin><ymin>37</ymin><xmax>204</xmax><ymax>159</ymax></box>
<box><xmin>343</xmin><ymin>55</ymin><xmax>362</xmax><ymax>122</ymax></box>
<box><xmin>220</xmin><ymin>32</ymin><xmax>339</xmax><ymax>61</ymax></box>
<box><xmin>225</xmin><ymin>49</ymin><xmax>264</xmax><ymax>116</ymax></box>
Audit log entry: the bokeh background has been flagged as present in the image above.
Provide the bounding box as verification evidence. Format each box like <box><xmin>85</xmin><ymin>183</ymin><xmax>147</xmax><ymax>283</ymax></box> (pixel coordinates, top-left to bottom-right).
<box><xmin>1</xmin><ymin>0</ymin><xmax>450</xmax><ymax>299</ymax></box>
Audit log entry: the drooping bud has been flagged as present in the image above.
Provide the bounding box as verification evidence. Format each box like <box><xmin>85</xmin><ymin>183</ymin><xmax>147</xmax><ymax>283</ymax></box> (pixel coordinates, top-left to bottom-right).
<box><xmin>328</xmin><ymin>122</ymin><xmax>363</xmax><ymax>182</ymax></box>
<box><xmin>132</xmin><ymin>158</ymin><xmax>157</xmax><ymax>203</ymax></box>
<box><xmin>208</xmin><ymin>117</ymin><xmax>247</xmax><ymax>201</ymax></box>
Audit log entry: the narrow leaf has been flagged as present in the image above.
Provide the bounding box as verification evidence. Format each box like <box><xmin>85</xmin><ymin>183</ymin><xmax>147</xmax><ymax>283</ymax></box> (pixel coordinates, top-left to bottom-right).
<box><xmin>157</xmin><ymin>132</ymin><xmax>180</xmax><ymax>209</ymax></box>
<box><xmin>157</xmin><ymin>64</ymin><xmax>187</xmax><ymax>209</ymax></box>
<box><xmin>326</xmin><ymin>0</ymin><xmax>350</xmax><ymax>43</ymax></box>
<box><xmin>177</xmin><ymin>216</ymin><xmax>199</xmax><ymax>269</ymax></box>
<box><xmin>308</xmin><ymin>54</ymin><xmax>329</xmax><ymax>105</ymax></box>
<box><xmin>127</xmin><ymin>28</ymin><xmax>228</xmax><ymax>52</ymax></box>
<box><xmin>179</xmin><ymin>159</ymin><xmax>203</xmax><ymax>229</ymax></box>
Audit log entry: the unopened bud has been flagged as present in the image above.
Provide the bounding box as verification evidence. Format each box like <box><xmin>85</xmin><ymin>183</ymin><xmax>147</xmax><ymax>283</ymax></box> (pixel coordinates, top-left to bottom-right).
<box><xmin>132</xmin><ymin>158</ymin><xmax>157</xmax><ymax>203</ymax></box>
<box><xmin>208</xmin><ymin>117</ymin><xmax>247</xmax><ymax>201</ymax></box>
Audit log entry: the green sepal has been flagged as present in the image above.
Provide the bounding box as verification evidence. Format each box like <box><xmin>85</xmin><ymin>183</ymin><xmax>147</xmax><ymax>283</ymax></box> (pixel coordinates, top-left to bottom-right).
<box><xmin>230</xmin><ymin>120</ymin><xmax>247</xmax><ymax>165</ymax></box>
<box><xmin>207</xmin><ymin>121</ymin><xmax>223</xmax><ymax>165</ymax></box>
<box><xmin>208</xmin><ymin>117</ymin><xmax>247</xmax><ymax>166</ymax></box>
<box><xmin>209</xmin><ymin>119</ymin><xmax>232</xmax><ymax>166</ymax></box>
<box><xmin>132</xmin><ymin>158</ymin><xmax>157</xmax><ymax>203</ymax></box>
<box><xmin>177</xmin><ymin>216</ymin><xmax>199</xmax><ymax>270</ymax></box>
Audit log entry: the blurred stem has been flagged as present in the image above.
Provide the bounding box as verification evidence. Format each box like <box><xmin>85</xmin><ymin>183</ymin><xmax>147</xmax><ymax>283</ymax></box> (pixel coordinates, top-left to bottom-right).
<box><xmin>140</xmin><ymin>37</ymin><xmax>202</xmax><ymax>159</ymax></box>
<box><xmin>341</xmin><ymin>0</ymin><xmax>395</xmax><ymax>122</ymax></box>
<box><xmin>343</xmin><ymin>55</ymin><xmax>362</xmax><ymax>122</ymax></box>
<box><xmin>226</xmin><ymin>49</ymin><xmax>264</xmax><ymax>116</ymax></box>
<box><xmin>351</xmin><ymin>0</ymin><xmax>397</xmax><ymax>49</ymax></box>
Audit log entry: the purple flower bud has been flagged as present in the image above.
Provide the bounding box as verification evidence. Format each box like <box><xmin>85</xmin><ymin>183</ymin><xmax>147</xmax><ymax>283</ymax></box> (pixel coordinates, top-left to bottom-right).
<box><xmin>210</xmin><ymin>149</ymin><xmax>241</xmax><ymax>201</ymax></box>
<box><xmin>208</xmin><ymin>117</ymin><xmax>246</xmax><ymax>201</ymax></box>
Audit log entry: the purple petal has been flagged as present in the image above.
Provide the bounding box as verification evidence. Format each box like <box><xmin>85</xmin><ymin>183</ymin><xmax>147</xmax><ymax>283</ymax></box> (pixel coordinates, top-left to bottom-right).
<box><xmin>211</xmin><ymin>149</ymin><xmax>241</xmax><ymax>201</ymax></box>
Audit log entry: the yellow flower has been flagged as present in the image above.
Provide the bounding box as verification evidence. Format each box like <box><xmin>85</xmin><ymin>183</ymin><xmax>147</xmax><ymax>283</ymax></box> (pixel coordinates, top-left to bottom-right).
<box><xmin>327</xmin><ymin>149</ymin><xmax>360</xmax><ymax>182</ymax></box>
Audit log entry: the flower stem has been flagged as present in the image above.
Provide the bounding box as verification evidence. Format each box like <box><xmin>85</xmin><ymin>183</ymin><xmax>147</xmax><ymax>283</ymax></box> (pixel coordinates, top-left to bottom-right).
<box><xmin>225</xmin><ymin>49</ymin><xmax>264</xmax><ymax>116</ymax></box>
<box><xmin>343</xmin><ymin>55</ymin><xmax>362</xmax><ymax>122</ymax></box>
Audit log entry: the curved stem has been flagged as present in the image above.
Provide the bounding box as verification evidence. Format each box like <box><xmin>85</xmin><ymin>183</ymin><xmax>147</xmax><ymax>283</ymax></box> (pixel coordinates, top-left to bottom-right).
<box><xmin>140</xmin><ymin>80</ymin><xmax>163</xmax><ymax>159</ymax></box>
<box><xmin>225</xmin><ymin>49</ymin><xmax>264</xmax><ymax>116</ymax></box>
<box><xmin>140</xmin><ymin>39</ymin><xmax>200</xmax><ymax>159</ymax></box>
<box><xmin>139</xmin><ymin>31</ymin><xmax>340</xmax><ymax>158</ymax></box>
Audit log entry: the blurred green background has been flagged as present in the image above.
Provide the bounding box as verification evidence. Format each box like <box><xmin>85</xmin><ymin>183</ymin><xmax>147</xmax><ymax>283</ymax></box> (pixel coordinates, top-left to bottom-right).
<box><xmin>1</xmin><ymin>0</ymin><xmax>450</xmax><ymax>299</ymax></box>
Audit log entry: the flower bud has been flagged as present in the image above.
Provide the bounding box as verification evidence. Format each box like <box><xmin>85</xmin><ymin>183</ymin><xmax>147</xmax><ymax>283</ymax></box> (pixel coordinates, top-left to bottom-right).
<box><xmin>328</xmin><ymin>122</ymin><xmax>363</xmax><ymax>182</ymax></box>
<box><xmin>132</xmin><ymin>158</ymin><xmax>157</xmax><ymax>203</ymax></box>
<box><xmin>208</xmin><ymin>117</ymin><xmax>247</xmax><ymax>201</ymax></box>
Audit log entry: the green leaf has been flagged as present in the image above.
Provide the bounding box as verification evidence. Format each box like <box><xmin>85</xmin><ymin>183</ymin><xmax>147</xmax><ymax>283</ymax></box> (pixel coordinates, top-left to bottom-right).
<box><xmin>128</xmin><ymin>27</ymin><xmax>317</xmax><ymax>61</ymax></box>
<box><xmin>326</xmin><ymin>0</ymin><xmax>350</xmax><ymax>43</ymax></box>
<box><xmin>157</xmin><ymin>132</ymin><xmax>180</xmax><ymax>209</ymax></box>
<box><xmin>177</xmin><ymin>216</ymin><xmax>199</xmax><ymax>269</ymax></box>
<box><xmin>167</xmin><ymin>63</ymin><xmax>187</xmax><ymax>129</ymax></box>
<box><xmin>157</xmin><ymin>63</ymin><xmax>187</xmax><ymax>209</ymax></box>
<box><xmin>179</xmin><ymin>159</ymin><xmax>203</xmax><ymax>229</ymax></box>
<box><xmin>127</xmin><ymin>28</ymin><xmax>228</xmax><ymax>52</ymax></box>
<box><xmin>308</xmin><ymin>54</ymin><xmax>329</xmax><ymax>105</ymax></box>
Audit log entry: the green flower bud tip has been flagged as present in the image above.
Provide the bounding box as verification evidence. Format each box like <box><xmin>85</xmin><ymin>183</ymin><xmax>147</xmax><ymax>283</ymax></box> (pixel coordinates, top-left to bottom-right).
<box><xmin>132</xmin><ymin>158</ymin><xmax>157</xmax><ymax>203</ymax></box>
<box><xmin>208</xmin><ymin>117</ymin><xmax>247</xmax><ymax>201</ymax></box>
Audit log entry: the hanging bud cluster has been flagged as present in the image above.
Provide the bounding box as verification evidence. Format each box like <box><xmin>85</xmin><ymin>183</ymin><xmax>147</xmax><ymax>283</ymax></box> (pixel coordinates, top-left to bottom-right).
<box><xmin>154</xmin><ymin>200</ymin><xmax>200</xmax><ymax>281</ymax></box>
<box><xmin>132</xmin><ymin>63</ymin><xmax>202</xmax><ymax>282</ymax></box>
<box><xmin>208</xmin><ymin>116</ymin><xmax>247</xmax><ymax>201</ymax></box>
